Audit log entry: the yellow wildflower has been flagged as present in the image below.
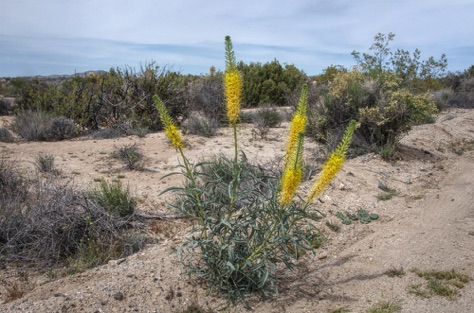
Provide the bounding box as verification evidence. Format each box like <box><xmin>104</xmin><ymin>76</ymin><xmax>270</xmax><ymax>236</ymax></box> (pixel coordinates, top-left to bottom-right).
<box><xmin>224</xmin><ymin>69</ymin><xmax>242</xmax><ymax>125</ymax></box>
<box><xmin>307</xmin><ymin>120</ymin><xmax>358</xmax><ymax>203</ymax></box>
<box><xmin>280</xmin><ymin>132</ymin><xmax>305</xmax><ymax>205</ymax></box>
<box><xmin>280</xmin><ymin>168</ymin><xmax>303</xmax><ymax>205</ymax></box>
<box><xmin>283</xmin><ymin>84</ymin><xmax>308</xmax><ymax>168</ymax></box>
<box><xmin>154</xmin><ymin>95</ymin><xmax>184</xmax><ymax>149</ymax></box>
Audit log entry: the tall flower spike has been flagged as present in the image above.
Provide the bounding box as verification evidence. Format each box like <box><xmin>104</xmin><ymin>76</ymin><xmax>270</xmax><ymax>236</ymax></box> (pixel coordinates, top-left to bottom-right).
<box><xmin>306</xmin><ymin>120</ymin><xmax>358</xmax><ymax>203</ymax></box>
<box><xmin>154</xmin><ymin>95</ymin><xmax>184</xmax><ymax>149</ymax></box>
<box><xmin>280</xmin><ymin>133</ymin><xmax>304</xmax><ymax>205</ymax></box>
<box><xmin>224</xmin><ymin>36</ymin><xmax>242</xmax><ymax>125</ymax></box>
<box><xmin>283</xmin><ymin>84</ymin><xmax>308</xmax><ymax>169</ymax></box>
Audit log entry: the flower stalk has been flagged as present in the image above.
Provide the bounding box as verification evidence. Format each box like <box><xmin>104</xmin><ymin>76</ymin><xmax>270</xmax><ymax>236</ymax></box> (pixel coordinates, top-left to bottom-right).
<box><xmin>305</xmin><ymin>120</ymin><xmax>358</xmax><ymax>205</ymax></box>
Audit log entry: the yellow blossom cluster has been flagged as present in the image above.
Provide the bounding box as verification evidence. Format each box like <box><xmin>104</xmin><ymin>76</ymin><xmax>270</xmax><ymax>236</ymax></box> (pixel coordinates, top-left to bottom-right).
<box><xmin>279</xmin><ymin>84</ymin><xmax>308</xmax><ymax>205</ymax></box>
<box><xmin>224</xmin><ymin>69</ymin><xmax>242</xmax><ymax>125</ymax></box>
<box><xmin>280</xmin><ymin>167</ymin><xmax>303</xmax><ymax>205</ymax></box>
<box><xmin>307</xmin><ymin>120</ymin><xmax>358</xmax><ymax>203</ymax></box>
<box><xmin>154</xmin><ymin>95</ymin><xmax>183</xmax><ymax>149</ymax></box>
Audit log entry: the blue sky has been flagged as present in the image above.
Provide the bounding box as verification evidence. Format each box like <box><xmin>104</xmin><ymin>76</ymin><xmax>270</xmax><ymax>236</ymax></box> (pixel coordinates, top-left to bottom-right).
<box><xmin>1</xmin><ymin>0</ymin><xmax>473</xmax><ymax>77</ymax></box>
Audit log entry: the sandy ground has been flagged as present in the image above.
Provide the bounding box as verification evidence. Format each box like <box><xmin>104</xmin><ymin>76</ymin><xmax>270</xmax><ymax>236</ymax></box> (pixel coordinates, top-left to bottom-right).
<box><xmin>0</xmin><ymin>108</ymin><xmax>473</xmax><ymax>312</ymax></box>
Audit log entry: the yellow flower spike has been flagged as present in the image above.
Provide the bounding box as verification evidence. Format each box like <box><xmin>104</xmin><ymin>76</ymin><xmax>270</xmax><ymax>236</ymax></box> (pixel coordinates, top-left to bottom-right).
<box><xmin>307</xmin><ymin>120</ymin><xmax>358</xmax><ymax>203</ymax></box>
<box><xmin>224</xmin><ymin>69</ymin><xmax>242</xmax><ymax>125</ymax></box>
<box><xmin>283</xmin><ymin>84</ymin><xmax>308</xmax><ymax>168</ymax></box>
<box><xmin>280</xmin><ymin>168</ymin><xmax>303</xmax><ymax>205</ymax></box>
<box><xmin>280</xmin><ymin>133</ymin><xmax>304</xmax><ymax>205</ymax></box>
<box><xmin>224</xmin><ymin>36</ymin><xmax>242</xmax><ymax>125</ymax></box>
<box><xmin>154</xmin><ymin>95</ymin><xmax>184</xmax><ymax>149</ymax></box>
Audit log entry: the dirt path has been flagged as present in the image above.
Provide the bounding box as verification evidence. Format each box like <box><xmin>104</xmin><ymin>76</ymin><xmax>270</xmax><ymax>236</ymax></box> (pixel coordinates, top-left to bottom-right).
<box><xmin>1</xmin><ymin>109</ymin><xmax>473</xmax><ymax>312</ymax></box>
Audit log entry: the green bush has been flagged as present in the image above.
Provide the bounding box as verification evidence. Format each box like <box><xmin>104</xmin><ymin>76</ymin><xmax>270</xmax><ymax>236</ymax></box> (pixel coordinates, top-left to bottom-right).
<box><xmin>87</xmin><ymin>179</ymin><xmax>136</xmax><ymax>217</ymax></box>
<box><xmin>309</xmin><ymin>70</ymin><xmax>438</xmax><ymax>153</ymax></box>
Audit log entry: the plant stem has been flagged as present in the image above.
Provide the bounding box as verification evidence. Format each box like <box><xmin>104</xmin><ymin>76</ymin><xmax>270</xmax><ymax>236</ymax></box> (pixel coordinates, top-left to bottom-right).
<box><xmin>227</xmin><ymin>123</ymin><xmax>239</xmax><ymax>221</ymax></box>
<box><xmin>178</xmin><ymin>147</ymin><xmax>207</xmax><ymax>239</ymax></box>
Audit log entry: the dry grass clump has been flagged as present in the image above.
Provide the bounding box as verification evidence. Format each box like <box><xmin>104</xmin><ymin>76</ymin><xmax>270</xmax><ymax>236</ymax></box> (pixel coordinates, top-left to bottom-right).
<box><xmin>409</xmin><ymin>268</ymin><xmax>472</xmax><ymax>300</ymax></box>
<box><xmin>112</xmin><ymin>143</ymin><xmax>146</xmax><ymax>170</ymax></box>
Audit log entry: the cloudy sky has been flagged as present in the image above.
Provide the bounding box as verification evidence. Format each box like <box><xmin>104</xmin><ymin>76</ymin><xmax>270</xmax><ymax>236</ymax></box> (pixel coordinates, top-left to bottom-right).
<box><xmin>1</xmin><ymin>0</ymin><xmax>473</xmax><ymax>77</ymax></box>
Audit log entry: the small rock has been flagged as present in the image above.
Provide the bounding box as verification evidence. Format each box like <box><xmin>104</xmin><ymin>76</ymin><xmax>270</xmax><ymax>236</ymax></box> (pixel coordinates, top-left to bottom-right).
<box><xmin>101</xmin><ymin>299</ymin><xmax>108</xmax><ymax>306</ymax></box>
<box><xmin>318</xmin><ymin>253</ymin><xmax>328</xmax><ymax>260</ymax></box>
<box><xmin>113</xmin><ymin>292</ymin><xmax>124</xmax><ymax>301</ymax></box>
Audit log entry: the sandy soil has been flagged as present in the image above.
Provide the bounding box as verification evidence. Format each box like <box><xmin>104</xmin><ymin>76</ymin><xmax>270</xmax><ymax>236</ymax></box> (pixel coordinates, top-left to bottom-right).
<box><xmin>0</xmin><ymin>108</ymin><xmax>473</xmax><ymax>312</ymax></box>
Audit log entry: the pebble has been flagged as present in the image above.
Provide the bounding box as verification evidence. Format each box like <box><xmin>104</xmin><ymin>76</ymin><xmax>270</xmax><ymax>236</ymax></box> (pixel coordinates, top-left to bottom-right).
<box><xmin>113</xmin><ymin>291</ymin><xmax>124</xmax><ymax>301</ymax></box>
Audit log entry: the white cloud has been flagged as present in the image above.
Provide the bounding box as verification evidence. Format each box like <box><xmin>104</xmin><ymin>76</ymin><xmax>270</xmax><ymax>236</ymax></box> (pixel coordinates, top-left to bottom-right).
<box><xmin>1</xmin><ymin>0</ymin><xmax>473</xmax><ymax>76</ymax></box>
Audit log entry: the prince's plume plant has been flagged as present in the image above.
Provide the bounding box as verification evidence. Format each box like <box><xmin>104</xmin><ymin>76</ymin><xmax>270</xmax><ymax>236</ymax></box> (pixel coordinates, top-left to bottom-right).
<box><xmin>159</xmin><ymin>36</ymin><xmax>357</xmax><ymax>305</ymax></box>
<box><xmin>224</xmin><ymin>35</ymin><xmax>243</xmax><ymax>163</ymax></box>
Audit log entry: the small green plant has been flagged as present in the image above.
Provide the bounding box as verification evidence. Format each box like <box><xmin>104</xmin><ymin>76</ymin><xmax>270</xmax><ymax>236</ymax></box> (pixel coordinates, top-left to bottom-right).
<box><xmin>380</xmin><ymin>143</ymin><xmax>396</xmax><ymax>160</ymax></box>
<box><xmin>336</xmin><ymin>208</ymin><xmax>379</xmax><ymax>225</ymax></box>
<box><xmin>326</xmin><ymin>220</ymin><xmax>341</xmax><ymax>232</ymax></box>
<box><xmin>112</xmin><ymin>143</ymin><xmax>145</xmax><ymax>170</ymax></box>
<box><xmin>34</xmin><ymin>153</ymin><xmax>57</xmax><ymax>173</ymax></box>
<box><xmin>409</xmin><ymin>268</ymin><xmax>472</xmax><ymax>300</ymax></box>
<box><xmin>365</xmin><ymin>300</ymin><xmax>402</xmax><ymax>313</ymax></box>
<box><xmin>448</xmin><ymin>138</ymin><xmax>474</xmax><ymax>155</ymax></box>
<box><xmin>87</xmin><ymin>179</ymin><xmax>136</xmax><ymax>217</ymax></box>
<box><xmin>376</xmin><ymin>188</ymin><xmax>398</xmax><ymax>201</ymax></box>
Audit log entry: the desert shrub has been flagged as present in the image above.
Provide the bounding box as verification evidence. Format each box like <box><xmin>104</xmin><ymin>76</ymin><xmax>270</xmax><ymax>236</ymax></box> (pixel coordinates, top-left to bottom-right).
<box><xmin>181</xmin><ymin>112</ymin><xmax>219</xmax><ymax>137</ymax></box>
<box><xmin>34</xmin><ymin>153</ymin><xmax>57</xmax><ymax>174</ymax></box>
<box><xmin>186</xmin><ymin>72</ymin><xmax>225</xmax><ymax>120</ymax></box>
<box><xmin>155</xmin><ymin>39</ymin><xmax>357</xmax><ymax>305</ymax></box>
<box><xmin>431</xmin><ymin>88</ymin><xmax>455</xmax><ymax>110</ymax></box>
<box><xmin>237</xmin><ymin>60</ymin><xmax>306</xmax><ymax>107</ymax></box>
<box><xmin>0</xmin><ymin>96</ymin><xmax>14</xmax><ymax>115</ymax></box>
<box><xmin>0</xmin><ymin>157</ymin><xmax>29</xmax><ymax>236</ymax></box>
<box><xmin>0</xmin><ymin>127</ymin><xmax>14</xmax><ymax>143</ymax></box>
<box><xmin>87</xmin><ymin>179</ymin><xmax>136</xmax><ymax>217</ymax></box>
<box><xmin>90</xmin><ymin>128</ymin><xmax>123</xmax><ymax>139</ymax></box>
<box><xmin>247</xmin><ymin>107</ymin><xmax>282</xmax><ymax>139</ymax></box>
<box><xmin>309</xmin><ymin>69</ymin><xmax>438</xmax><ymax>153</ymax></box>
<box><xmin>253</xmin><ymin>106</ymin><xmax>283</xmax><ymax>128</ymax></box>
<box><xmin>11</xmin><ymin>111</ymin><xmax>52</xmax><ymax>141</ymax></box>
<box><xmin>49</xmin><ymin>116</ymin><xmax>78</xmax><ymax>140</ymax></box>
<box><xmin>0</xmin><ymin>165</ymin><xmax>140</xmax><ymax>266</ymax></box>
<box><xmin>112</xmin><ymin>143</ymin><xmax>145</xmax><ymax>170</ymax></box>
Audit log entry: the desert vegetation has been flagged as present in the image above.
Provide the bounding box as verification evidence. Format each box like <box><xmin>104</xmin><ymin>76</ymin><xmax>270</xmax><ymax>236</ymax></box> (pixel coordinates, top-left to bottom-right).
<box><xmin>0</xmin><ymin>33</ymin><xmax>473</xmax><ymax>311</ymax></box>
